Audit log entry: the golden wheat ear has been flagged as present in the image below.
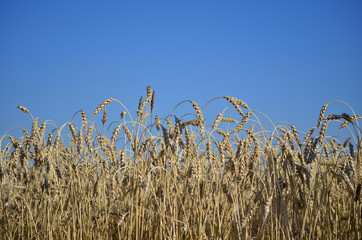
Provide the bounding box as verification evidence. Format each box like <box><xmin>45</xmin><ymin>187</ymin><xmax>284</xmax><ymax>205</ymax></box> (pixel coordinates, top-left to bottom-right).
<box><xmin>17</xmin><ymin>105</ymin><xmax>30</xmax><ymax>114</ymax></box>
<box><xmin>17</xmin><ymin>105</ymin><xmax>34</xmax><ymax>120</ymax></box>
<box><xmin>145</xmin><ymin>85</ymin><xmax>152</xmax><ymax>103</ymax></box>
<box><xmin>92</xmin><ymin>98</ymin><xmax>115</xmax><ymax>117</ymax></box>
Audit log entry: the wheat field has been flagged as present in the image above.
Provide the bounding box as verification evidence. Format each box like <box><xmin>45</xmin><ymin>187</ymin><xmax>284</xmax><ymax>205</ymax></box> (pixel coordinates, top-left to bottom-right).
<box><xmin>0</xmin><ymin>86</ymin><xmax>361</xmax><ymax>239</ymax></box>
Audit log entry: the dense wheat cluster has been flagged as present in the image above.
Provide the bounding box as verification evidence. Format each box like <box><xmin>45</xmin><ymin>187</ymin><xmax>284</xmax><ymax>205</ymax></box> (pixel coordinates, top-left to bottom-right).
<box><xmin>1</xmin><ymin>86</ymin><xmax>361</xmax><ymax>239</ymax></box>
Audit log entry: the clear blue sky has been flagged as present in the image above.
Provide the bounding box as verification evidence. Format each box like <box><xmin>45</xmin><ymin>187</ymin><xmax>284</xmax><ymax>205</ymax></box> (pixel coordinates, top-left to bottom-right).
<box><xmin>1</xmin><ymin>1</ymin><xmax>361</xmax><ymax>139</ymax></box>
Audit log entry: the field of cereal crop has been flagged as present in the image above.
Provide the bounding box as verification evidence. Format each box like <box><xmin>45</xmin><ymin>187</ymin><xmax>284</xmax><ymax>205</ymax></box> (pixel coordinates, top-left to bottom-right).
<box><xmin>1</xmin><ymin>86</ymin><xmax>361</xmax><ymax>239</ymax></box>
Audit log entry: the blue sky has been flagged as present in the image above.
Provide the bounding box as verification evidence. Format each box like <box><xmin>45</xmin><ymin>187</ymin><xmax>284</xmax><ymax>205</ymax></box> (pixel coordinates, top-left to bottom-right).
<box><xmin>1</xmin><ymin>1</ymin><xmax>361</xmax><ymax>140</ymax></box>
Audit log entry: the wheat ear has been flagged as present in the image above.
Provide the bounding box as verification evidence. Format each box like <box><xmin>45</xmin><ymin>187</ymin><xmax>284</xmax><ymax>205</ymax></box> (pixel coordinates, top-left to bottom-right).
<box><xmin>235</xmin><ymin>111</ymin><xmax>252</xmax><ymax>132</ymax></box>
<box><xmin>181</xmin><ymin>120</ymin><xmax>200</xmax><ymax>129</ymax></box>
<box><xmin>17</xmin><ymin>105</ymin><xmax>30</xmax><ymax>114</ymax></box>
<box><xmin>92</xmin><ymin>98</ymin><xmax>115</xmax><ymax>117</ymax></box>
<box><xmin>290</xmin><ymin>124</ymin><xmax>301</xmax><ymax>147</ymax></box>
<box><xmin>221</xmin><ymin>118</ymin><xmax>238</xmax><ymax>124</ymax></box>
<box><xmin>317</xmin><ymin>103</ymin><xmax>328</xmax><ymax>128</ymax></box>
<box><xmin>137</xmin><ymin>96</ymin><xmax>144</xmax><ymax>118</ymax></box>
<box><xmin>190</xmin><ymin>100</ymin><xmax>205</xmax><ymax>137</ymax></box>
<box><xmin>151</xmin><ymin>90</ymin><xmax>155</xmax><ymax>113</ymax></box>
<box><xmin>68</xmin><ymin>123</ymin><xmax>78</xmax><ymax>141</ymax></box>
<box><xmin>123</xmin><ymin>125</ymin><xmax>134</xmax><ymax>150</ymax></box>
<box><xmin>145</xmin><ymin>85</ymin><xmax>152</xmax><ymax>103</ymax></box>
<box><xmin>212</xmin><ymin>111</ymin><xmax>224</xmax><ymax>130</ymax></box>
<box><xmin>81</xmin><ymin>110</ymin><xmax>88</xmax><ymax>131</ymax></box>
<box><xmin>86</xmin><ymin>125</ymin><xmax>94</xmax><ymax>149</ymax></box>
<box><xmin>102</xmin><ymin>109</ymin><xmax>107</xmax><ymax>127</ymax></box>
<box><xmin>223</xmin><ymin>96</ymin><xmax>248</xmax><ymax>116</ymax></box>
<box><xmin>339</xmin><ymin>115</ymin><xmax>361</xmax><ymax>129</ymax></box>
<box><xmin>155</xmin><ymin>115</ymin><xmax>161</xmax><ymax>131</ymax></box>
<box><xmin>111</xmin><ymin>124</ymin><xmax>122</xmax><ymax>145</ymax></box>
